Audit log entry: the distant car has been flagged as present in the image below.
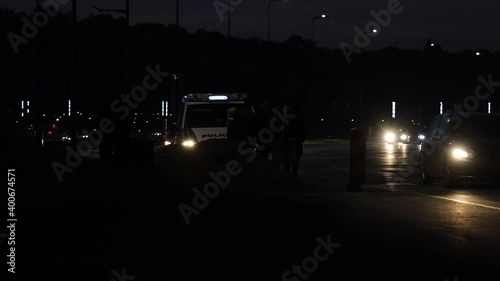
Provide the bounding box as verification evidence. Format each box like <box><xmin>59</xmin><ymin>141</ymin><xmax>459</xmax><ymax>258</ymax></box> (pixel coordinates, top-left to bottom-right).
<box><xmin>408</xmin><ymin>126</ymin><xmax>426</xmax><ymax>143</ymax></box>
<box><xmin>420</xmin><ymin>113</ymin><xmax>500</xmax><ymax>187</ymax></box>
<box><xmin>384</xmin><ymin>127</ymin><xmax>410</xmax><ymax>144</ymax></box>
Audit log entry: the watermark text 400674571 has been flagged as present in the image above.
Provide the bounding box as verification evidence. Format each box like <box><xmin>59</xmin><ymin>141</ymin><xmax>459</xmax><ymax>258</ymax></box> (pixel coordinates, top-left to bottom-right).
<box><xmin>7</xmin><ymin>169</ymin><xmax>17</xmax><ymax>274</ymax></box>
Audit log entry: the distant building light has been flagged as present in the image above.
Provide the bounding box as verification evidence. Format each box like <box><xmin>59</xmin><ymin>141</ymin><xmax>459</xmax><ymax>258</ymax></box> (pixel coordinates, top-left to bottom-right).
<box><xmin>392</xmin><ymin>102</ymin><xmax>396</xmax><ymax>119</ymax></box>
<box><xmin>56</xmin><ymin>118</ymin><xmax>60</xmax><ymax>122</ymax></box>
<box><xmin>68</xmin><ymin>100</ymin><xmax>71</xmax><ymax>117</ymax></box>
<box><xmin>440</xmin><ymin>102</ymin><xmax>443</xmax><ymax>115</ymax></box>
<box><xmin>27</xmin><ymin>101</ymin><xmax>30</xmax><ymax>107</ymax></box>
<box><xmin>382</xmin><ymin>120</ymin><xmax>385</xmax><ymax>122</ymax></box>
<box><xmin>476</xmin><ymin>52</ymin><xmax>481</xmax><ymax>56</ymax></box>
<box><xmin>27</xmin><ymin>109</ymin><xmax>30</xmax><ymax>114</ymax></box>
<box><xmin>430</xmin><ymin>43</ymin><xmax>435</xmax><ymax>47</ymax></box>
<box><xmin>321</xmin><ymin>118</ymin><xmax>324</xmax><ymax>122</ymax></box>
<box><xmin>21</xmin><ymin>101</ymin><xmax>24</xmax><ymax>110</ymax></box>
<box><xmin>488</xmin><ymin>102</ymin><xmax>491</xmax><ymax>114</ymax></box>
<box><xmin>21</xmin><ymin>112</ymin><xmax>24</xmax><ymax>117</ymax></box>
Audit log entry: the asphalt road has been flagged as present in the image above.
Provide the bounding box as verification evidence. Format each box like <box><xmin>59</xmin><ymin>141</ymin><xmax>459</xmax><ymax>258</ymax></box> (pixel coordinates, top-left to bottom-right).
<box><xmin>4</xmin><ymin>138</ymin><xmax>500</xmax><ymax>281</ymax></box>
<box><xmin>297</xmin><ymin>140</ymin><xmax>500</xmax><ymax>281</ymax></box>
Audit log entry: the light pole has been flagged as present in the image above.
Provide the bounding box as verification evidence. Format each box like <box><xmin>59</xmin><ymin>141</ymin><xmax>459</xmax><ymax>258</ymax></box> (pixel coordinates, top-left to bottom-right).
<box><xmin>419</xmin><ymin>40</ymin><xmax>435</xmax><ymax>123</ymax></box>
<box><xmin>176</xmin><ymin>0</ymin><xmax>179</xmax><ymax>28</ymax></box>
<box><xmin>312</xmin><ymin>14</ymin><xmax>329</xmax><ymax>42</ymax></box>
<box><xmin>70</xmin><ymin>0</ymin><xmax>77</xmax><ymax>149</ymax></box>
<box><xmin>355</xmin><ymin>29</ymin><xmax>376</xmax><ymax>129</ymax></box>
<box><xmin>93</xmin><ymin>0</ymin><xmax>130</xmax><ymax>93</ymax></box>
<box><xmin>228</xmin><ymin>0</ymin><xmax>231</xmax><ymax>38</ymax></box>
<box><xmin>268</xmin><ymin>0</ymin><xmax>287</xmax><ymax>41</ymax></box>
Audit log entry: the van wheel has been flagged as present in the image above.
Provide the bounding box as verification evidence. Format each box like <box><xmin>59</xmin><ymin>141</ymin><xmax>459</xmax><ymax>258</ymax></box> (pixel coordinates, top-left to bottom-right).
<box><xmin>445</xmin><ymin>164</ymin><xmax>459</xmax><ymax>188</ymax></box>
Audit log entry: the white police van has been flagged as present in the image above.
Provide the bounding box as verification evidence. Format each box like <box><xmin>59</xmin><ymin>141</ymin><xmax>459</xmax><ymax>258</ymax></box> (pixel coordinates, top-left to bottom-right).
<box><xmin>174</xmin><ymin>93</ymin><xmax>248</xmax><ymax>147</ymax></box>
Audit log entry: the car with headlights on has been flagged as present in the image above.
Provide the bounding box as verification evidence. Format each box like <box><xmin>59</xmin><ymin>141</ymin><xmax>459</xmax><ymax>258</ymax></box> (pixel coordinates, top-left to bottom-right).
<box><xmin>384</xmin><ymin>127</ymin><xmax>410</xmax><ymax>144</ymax></box>
<box><xmin>420</xmin><ymin>113</ymin><xmax>500</xmax><ymax>187</ymax></box>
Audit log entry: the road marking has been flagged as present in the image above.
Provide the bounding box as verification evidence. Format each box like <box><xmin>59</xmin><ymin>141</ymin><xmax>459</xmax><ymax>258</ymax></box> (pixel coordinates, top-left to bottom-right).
<box><xmin>401</xmin><ymin>190</ymin><xmax>500</xmax><ymax>212</ymax></box>
<box><xmin>298</xmin><ymin>172</ymin><xmax>349</xmax><ymax>184</ymax></box>
<box><xmin>300</xmin><ymin>172</ymin><xmax>500</xmax><ymax>211</ymax></box>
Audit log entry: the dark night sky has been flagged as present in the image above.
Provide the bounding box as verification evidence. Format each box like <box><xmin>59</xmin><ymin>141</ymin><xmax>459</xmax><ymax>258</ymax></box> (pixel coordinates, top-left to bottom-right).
<box><xmin>4</xmin><ymin>0</ymin><xmax>500</xmax><ymax>51</ymax></box>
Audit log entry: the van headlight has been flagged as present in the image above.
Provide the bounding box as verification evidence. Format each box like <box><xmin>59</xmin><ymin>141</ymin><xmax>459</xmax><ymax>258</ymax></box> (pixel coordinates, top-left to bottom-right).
<box><xmin>418</xmin><ymin>134</ymin><xmax>425</xmax><ymax>140</ymax></box>
<box><xmin>400</xmin><ymin>134</ymin><xmax>408</xmax><ymax>140</ymax></box>
<box><xmin>452</xmin><ymin>148</ymin><xmax>473</xmax><ymax>159</ymax></box>
<box><xmin>182</xmin><ymin>140</ymin><xmax>196</xmax><ymax>147</ymax></box>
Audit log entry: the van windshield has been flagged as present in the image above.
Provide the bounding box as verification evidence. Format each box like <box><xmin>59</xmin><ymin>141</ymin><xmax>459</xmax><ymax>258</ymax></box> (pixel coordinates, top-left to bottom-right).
<box><xmin>451</xmin><ymin>115</ymin><xmax>500</xmax><ymax>138</ymax></box>
<box><xmin>185</xmin><ymin>103</ymin><xmax>246</xmax><ymax>128</ymax></box>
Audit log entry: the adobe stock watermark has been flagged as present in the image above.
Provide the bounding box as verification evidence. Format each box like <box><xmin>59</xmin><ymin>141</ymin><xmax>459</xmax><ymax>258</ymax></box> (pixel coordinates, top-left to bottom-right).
<box><xmin>282</xmin><ymin>235</ymin><xmax>341</xmax><ymax>281</ymax></box>
<box><xmin>110</xmin><ymin>267</ymin><xmax>135</xmax><ymax>281</ymax></box>
<box><xmin>51</xmin><ymin>64</ymin><xmax>169</xmax><ymax>182</ymax></box>
<box><xmin>7</xmin><ymin>0</ymin><xmax>71</xmax><ymax>54</ymax></box>
<box><xmin>388</xmin><ymin>74</ymin><xmax>500</xmax><ymax>184</ymax></box>
<box><xmin>213</xmin><ymin>0</ymin><xmax>243</xmax><ymax>22</ymax></box>
<box><xmin>339</xmin><ymin>0</ymin><xmax>405</xmax><ymax>64</ymax></box>
<box><xmin>178</xmin><ymin>108</ymin><xmax>297</xmax><ymax>225</ymax></box>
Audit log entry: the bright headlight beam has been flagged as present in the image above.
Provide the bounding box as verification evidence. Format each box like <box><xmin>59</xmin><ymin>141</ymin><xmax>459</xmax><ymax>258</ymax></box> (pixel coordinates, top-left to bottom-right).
<box><xmin>452</xmin><ymin>148</ymin><xmax>469</xmax><ymax>159</ymax></box>
<box><xmin>182</xmin><ymin>140</ymin><xmax>196</xmax><ymax>147</ymax></box>
<box><xmin>385</xmin><ymin>133</ymin><xmax>395</xmax><ymax>142</ymax></box>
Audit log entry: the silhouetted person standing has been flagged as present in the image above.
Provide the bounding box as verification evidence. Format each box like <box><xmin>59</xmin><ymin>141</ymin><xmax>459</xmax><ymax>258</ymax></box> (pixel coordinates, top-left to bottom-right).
<box><xmin>283</xmin><ymin>105</ymin><xmax>307</xmax><ymax>175</ymax></box>
<box><xmin>227</xmin><ymin>107</ymin><xmax>252</xmax><ymax>142</ymax></box>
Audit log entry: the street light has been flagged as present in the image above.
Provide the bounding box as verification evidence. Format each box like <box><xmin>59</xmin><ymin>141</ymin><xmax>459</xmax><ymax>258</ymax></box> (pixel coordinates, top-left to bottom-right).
<box><xmin>268</xmin><ymin>0</ymin><xmax>287</xmax><ymax>41</ymax></box>
<box><xmin>312</xmin><ymin>14</ymin><xmax>330</xmax><ymax>42</ymax></box>
<box><xmin>364</xmin><ymin>29</ymin><xmax>377</xmax><ymax>35</ymax></box>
